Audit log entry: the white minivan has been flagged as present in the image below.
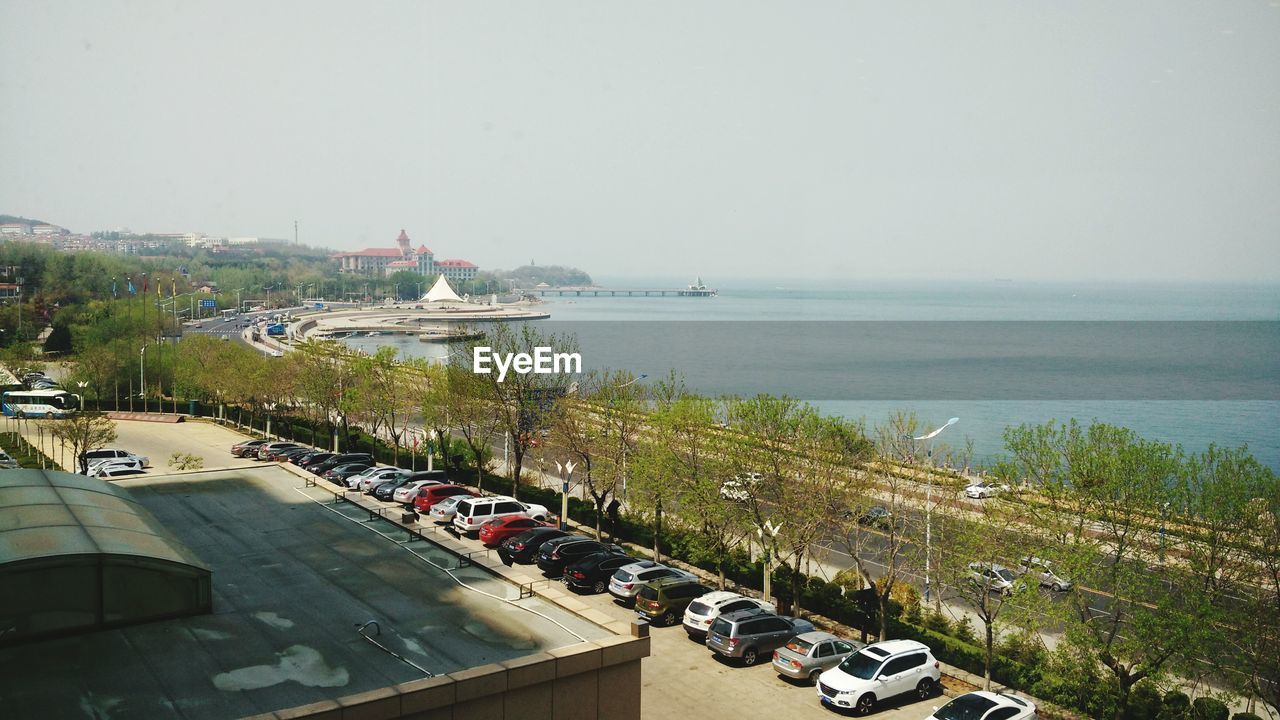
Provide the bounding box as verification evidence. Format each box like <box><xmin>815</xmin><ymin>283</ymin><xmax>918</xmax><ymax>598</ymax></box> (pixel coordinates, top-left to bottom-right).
<box><xmin>452</xmin><ymin>495</ymin><xmax>550</xmax><ymax>535</ymax></box>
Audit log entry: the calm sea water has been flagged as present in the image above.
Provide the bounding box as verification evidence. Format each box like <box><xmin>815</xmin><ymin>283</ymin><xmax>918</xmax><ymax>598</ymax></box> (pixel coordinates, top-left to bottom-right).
<box><xmin>346</xmin><ymin>279</ymin><xmax>1280</xmax><ymax>470</ymax></box>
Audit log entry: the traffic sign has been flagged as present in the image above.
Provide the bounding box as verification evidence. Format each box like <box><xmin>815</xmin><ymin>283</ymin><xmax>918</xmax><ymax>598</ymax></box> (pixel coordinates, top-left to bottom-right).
<box><xmin>200</xmin><ymin>299</ymin><xmax>216</xmax><ymax>308</ymax></box>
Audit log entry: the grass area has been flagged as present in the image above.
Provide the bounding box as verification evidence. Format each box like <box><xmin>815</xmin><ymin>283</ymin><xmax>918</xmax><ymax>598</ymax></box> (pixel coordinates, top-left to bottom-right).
<box><xmin>0</xmin><ymin>431</ymin><xmax>54</xmax><ymax>469</ymax></box>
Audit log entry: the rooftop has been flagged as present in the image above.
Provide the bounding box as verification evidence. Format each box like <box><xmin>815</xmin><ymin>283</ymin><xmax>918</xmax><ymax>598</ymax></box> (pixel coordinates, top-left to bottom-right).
<box><xmin>0</xmin><ymin>465</ymin><xmax>608</xmax><ymax>719</ymax></box>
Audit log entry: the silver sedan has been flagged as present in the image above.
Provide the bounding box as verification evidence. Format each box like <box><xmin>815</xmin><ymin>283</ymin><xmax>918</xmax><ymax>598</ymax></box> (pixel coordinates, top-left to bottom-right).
<box><xmin>771</xmin><ymin>631</ymin><xmax>863</xmax><ymax>684</ymax></box>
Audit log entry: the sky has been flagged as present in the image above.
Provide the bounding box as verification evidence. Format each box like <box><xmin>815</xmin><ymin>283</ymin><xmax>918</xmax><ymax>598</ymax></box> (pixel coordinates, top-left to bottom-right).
<box><xmin>1</xmin><ymin>1</ymin><xmax>1278</xmax><ymax>282</ymax></box>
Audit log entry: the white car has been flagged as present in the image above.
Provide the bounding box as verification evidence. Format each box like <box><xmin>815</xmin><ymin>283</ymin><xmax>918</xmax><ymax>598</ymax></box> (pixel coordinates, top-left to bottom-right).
<box><xmin>94</xmin><ymin>460</ymin><xmax>147</xmax><ymax>479</ymax></box>
<box><xmin>607</xmin><ymin>561</ymin><xmax>697</xmax><ymax>604</ymax></box>
<box><xmin>719</xmin><ymin>472</ymin><xmax>764</xmax><ymax>502</ymax></box>
<box><xmin>392</xmin><ymin>479</ymin><xmax>444</xmax><ymax>504</ymax></box>
<box><xmin>82</xmin><ymin>448</ymin><xmax>149</xmax><ymax>471</ymax></box>
<box><xmin>1016</xmin><ymin>556</ymin><xmax>1072</xmax><ymax>592</ymax></box>
<box><xmin>967</xmin><ymin>562</ymin><xmax>1022</xmax><ymax>596</ymax></box>
<box><xmin>352</xmin><ymin>467</ymin><xmax>403</xmax><ymax>491</ymax></box>
<box><xmin>88</xmin><ymin>456</ymin><xmax>145</xmax><ymax>475</ymax></box>
<box><xmin>452</xmin><ymin>495</ymin><xmax>550</xmax><ymax>535</ymax></box>
<box><xmin>682</xmin><ymin>590</ymin><xmax>775</xmax><ymax>638</ymax></box>
<box><xmin>427</xmin><ymin>495</ymin><xmax>467</xmax><ymax>523</ymax></box>
<box><xmin>928</xmin><ymin>691</ymin><xmax>1038</xmax><ymax>720</ymax></box>
<box><xmin>816</xmin><ymin>639</ymin><xmax>941</xmax><ymax>714</ymax></box>
<box><xmin>964</xmin><ymin>481</ymin><xmax>1009</xmax><ymax>499</ymax></box>
<box><xmin>0</xmin><ymin>451</ymin><xmax>19</xmax><ymax>469</ymax></box>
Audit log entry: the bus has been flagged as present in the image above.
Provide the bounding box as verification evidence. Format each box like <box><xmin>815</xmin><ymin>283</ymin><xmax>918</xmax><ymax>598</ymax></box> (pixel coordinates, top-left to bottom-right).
<box><xmin>1</xmin><ymin>389</ymin><xmax>81</xmax><ymax>418</ymax></box>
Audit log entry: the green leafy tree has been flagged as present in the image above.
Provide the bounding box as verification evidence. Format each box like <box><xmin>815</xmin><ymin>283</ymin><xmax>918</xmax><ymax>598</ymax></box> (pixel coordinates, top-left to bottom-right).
<box><xmin>43</xmin><ymin>412</ymin><xmax>118</xmax><ymax>474</ymax></box>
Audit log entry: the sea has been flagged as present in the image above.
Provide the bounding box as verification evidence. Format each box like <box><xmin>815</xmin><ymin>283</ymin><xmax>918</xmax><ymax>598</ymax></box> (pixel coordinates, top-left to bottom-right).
<box><xmin>344</xmin><ymin>278</ymin><xmax>1280</xmax><ymax>472</ymax></box>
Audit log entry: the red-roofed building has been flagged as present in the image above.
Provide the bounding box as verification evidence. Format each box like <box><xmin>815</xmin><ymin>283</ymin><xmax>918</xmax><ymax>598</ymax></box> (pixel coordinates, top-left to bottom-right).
<box><xmin>332</xmin><ymin>229</ymin><xmax>478</xmax><ymax>280</ymax></box>
<box><xmin>434</xmin><ymin>258</ymin><xmax>479</xmax><ymax>283</ymax></box>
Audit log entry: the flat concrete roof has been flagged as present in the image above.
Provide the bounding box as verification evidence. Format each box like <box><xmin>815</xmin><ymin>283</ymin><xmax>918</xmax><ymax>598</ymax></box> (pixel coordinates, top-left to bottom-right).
<box><xmin>0</xmin><ymin>465</ymin><xmax>609</xmax><ymax>719</ymax></box>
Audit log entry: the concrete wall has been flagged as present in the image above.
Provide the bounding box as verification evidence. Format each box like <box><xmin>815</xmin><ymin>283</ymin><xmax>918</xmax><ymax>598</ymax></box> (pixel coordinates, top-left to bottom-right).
<box><xmin>242</xmin><ymin>634</ymin><xmax>649</xmax><ymax>720</ymax></box>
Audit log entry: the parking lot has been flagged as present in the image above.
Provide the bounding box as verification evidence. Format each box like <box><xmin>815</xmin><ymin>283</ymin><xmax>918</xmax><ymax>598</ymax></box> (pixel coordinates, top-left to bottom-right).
<box><xmin>25</xmin><ymin>418</ymin><xmax>949</xmax><ymax>720</ymax></box>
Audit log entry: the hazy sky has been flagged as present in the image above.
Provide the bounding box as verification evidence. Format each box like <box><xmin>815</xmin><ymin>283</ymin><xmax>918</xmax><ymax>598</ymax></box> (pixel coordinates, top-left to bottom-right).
<box><xmin>2</xmin><ymin>1</ymin><xmax>1277</xmax><ymax>281</ymax></box>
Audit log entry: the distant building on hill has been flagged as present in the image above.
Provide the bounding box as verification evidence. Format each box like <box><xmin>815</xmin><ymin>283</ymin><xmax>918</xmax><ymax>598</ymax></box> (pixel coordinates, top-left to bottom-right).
<box><xmin>0</xmin><ymin>223</ymin><xmax>32</xmax><ymax>235</ymax></box>
<box><xmin>331</xmin><ymin>229</ymin><xmax>478</xmax><ymax>280</ymax></box>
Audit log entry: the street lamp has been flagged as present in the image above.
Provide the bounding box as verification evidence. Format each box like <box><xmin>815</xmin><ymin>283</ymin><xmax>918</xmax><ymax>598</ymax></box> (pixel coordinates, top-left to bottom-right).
<box><xmin>427</xmin><ymin>429</ymin><xmax>437</xmax><ymax>472</ymax></box>
<box><xmin>76</xmin><ymin>381</ymin><xmax>88</xmax><ymax>411</ymax></box>
<box><xmin>757</xmin><ymin>520</ymin><xmax>782</xmax><ymax>604</ymax></box>
<box><xmin>264</xmin><ymin>402</ymin><xmax>276</xmax><ymax>440</ymax></box>
<box><xmin>555</xmin><ymin>460</ymin><xmax>577</xmax><ymax>531</ymax></box>
<box><xmin>911</xmin><ymin>416</ymin><xmax>959</xmax><ymax>605</ymax></box>
<box><xmin>139</xmin><ymin>345</ymin><xmax>148</xmax><ymax>413</ymax></box>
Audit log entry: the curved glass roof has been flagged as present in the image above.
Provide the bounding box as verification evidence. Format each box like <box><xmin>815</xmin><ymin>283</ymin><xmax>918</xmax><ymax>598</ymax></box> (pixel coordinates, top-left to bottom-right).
<box><xmin>0</xmin><ymin>469</ymin><xmax>207</xmax><ymax>570</ymax></box>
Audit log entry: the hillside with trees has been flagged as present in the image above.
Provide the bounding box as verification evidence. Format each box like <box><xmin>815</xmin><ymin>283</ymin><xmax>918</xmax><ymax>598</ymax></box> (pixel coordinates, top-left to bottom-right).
<box><xmin>497</xmin><ymin>264</ymin><xmax>593</xmax><ymax>288</ymax></box>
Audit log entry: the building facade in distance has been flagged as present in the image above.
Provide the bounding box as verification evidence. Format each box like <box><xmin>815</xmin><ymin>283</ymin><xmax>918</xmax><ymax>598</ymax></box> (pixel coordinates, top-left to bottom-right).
<box><xmin>332</xmin><ymin>229</ymin><xmax>478</xmax><ymax>281</ymax></box>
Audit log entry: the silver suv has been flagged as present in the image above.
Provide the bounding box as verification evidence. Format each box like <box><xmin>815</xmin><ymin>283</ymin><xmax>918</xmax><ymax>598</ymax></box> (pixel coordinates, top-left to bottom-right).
<box><xmin>607</xmin><ymin>561</ymin><xmax>696</xmax><ymax>604</ymax></box>
<box><xmin>705</xmin><ymin>608</ymin><xmax>816</xmax><ymax>666</ymax></box>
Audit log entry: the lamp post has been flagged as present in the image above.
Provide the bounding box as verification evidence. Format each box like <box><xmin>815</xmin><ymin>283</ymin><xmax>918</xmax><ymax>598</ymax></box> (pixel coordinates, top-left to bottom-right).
<box><xmin>911</xmin><ymin>416</ymin><xmax>959</xmax><ymax>605</ymax></box>
<box><xmin>555</xmin><ymin>460</ymin><xmax>576</xmax><ymax>530</ymax></box>
<box><xmin>139</xmin><ymin>345</ymin><xmax>148</xmax><ymax>413</ymax></box>
<box><xmin>757</xmin><ymin>520</ymin><xmax>782</xmax><ymax>604</ymax></box>
<box><xmin>264</xmin><ymin>402</ymin><xmax>276</xmax><ymax>440</ymax></box>
<box><xmin>76</xmin><ymin>381</ymin><xmax>88</xmax><ymax>411</ymax></box>
<box><xmin>427</xmin><ymin>429</ymin><xmax>437</xmax><ymax>472</ymax></box>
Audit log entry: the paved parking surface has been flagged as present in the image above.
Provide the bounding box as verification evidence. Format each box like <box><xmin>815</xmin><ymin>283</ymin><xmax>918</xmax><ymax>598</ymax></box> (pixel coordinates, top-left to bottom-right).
<box><xmin>23</xmin><ymin>419</ymin><xmax>946</xmax><ymax>720</ymax></box>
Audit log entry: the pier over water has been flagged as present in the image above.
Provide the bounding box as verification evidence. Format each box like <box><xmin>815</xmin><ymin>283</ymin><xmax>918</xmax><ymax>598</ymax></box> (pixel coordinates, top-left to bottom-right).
<box><xmin>534</xmin><ymin>287</ymin><xmax>717</xmax><ymax>297</ymax></box>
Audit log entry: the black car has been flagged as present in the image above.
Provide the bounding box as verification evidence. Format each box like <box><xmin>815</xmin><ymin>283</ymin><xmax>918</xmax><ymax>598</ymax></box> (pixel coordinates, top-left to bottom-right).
<box><xmin>408</xmin><ymin>469</ymin><xmax>449</xmax><ymax>483</ymax></box>
<box><xmin>276</xmin><ymin>447</ymin><xmax>314</xmax><ymax>462</ymax></box>
<box><xmin>536</xmin><ymin>536</ymin><xmax>626</xmax><ymax>577</ymax></box>
<box><xmin>371</xmin><ymin>477</ymin><xmax>413</xmax><ymax>501</ymax></box>
<box><xmin>310</xmin><ymin>453</ymin><xmax>374</xmax><ymax>475</ymax></box>
<box><xmin>498</xmin><ymin>527</ymin><xmax>570</xmax><ymax>566</ymax></box>
<box><xmin>291</xmin><ymin>450</ymin><xmax>328</xmax><ymax>466</ymax></box>
<box><xmin>563</xmin><ymin>552</ymin><xmax>638</xmax><ymax>594</ymax></box>
<box><xmin>298</xmin><ymin>452</ymin><xmax>336</xmax><ymax>469</ymax></box>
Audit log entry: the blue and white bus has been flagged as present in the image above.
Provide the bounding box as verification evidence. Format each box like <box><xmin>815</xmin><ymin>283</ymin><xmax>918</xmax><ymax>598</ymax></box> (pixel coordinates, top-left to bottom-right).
<box><xmin>1</xmin><ymin>389</ymin><xmax>81</xmax><ymax>418</ymax></box>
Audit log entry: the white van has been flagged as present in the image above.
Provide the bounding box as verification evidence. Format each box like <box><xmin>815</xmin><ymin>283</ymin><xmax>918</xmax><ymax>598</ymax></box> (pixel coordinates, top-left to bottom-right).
<box><xmin>452</xmin><ymin>495</ymin><xmax>550</xmax><ymax>535</ymax></box>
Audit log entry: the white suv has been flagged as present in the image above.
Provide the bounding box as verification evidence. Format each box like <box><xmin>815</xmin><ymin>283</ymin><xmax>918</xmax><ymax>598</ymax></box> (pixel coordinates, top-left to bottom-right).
<box><xmin>816</xmin><ymin>639</ymin><xmax>940</xmax><ymax>714</ymax></box>
<box><xmin>682</xmin><ymin>590</ymin><xmax>775</xmax><ymax>639</ymax></box>
<box><xmin>452</xmin><ymin>496</ymin><xmax>550</xmax><ymax>535</ymax></box>
<box><xmin>607</xmin><ymin>561</ymin><xmax>696</xmax><ymax>604</ymax></box>
<box><xmin>82</xmin><ymin>449</ymin><xmax>148</xmax><ymax>474</ymax></box>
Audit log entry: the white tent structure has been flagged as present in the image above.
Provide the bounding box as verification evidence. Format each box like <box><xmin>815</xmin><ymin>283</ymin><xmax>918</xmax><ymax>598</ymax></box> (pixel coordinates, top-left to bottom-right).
<box><xmin>421</xmin><ymin>274</ymin><xmax>465</xmax><ymax>303</ymax></box>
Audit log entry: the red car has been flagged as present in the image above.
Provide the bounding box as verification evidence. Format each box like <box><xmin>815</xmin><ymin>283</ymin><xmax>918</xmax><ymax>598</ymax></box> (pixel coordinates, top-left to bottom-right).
<box><xmin>478</xmin><ymin>516</ymin><xmax>553</xmax><ymax>546</ymax></box>
<box><xmin>412</xmin><ymin>484</ymin><xmax>479</xmax><ymax>513</ymax></box>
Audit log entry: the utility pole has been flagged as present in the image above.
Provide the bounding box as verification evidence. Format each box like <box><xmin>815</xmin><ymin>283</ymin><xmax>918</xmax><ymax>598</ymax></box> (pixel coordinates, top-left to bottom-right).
<box><xmin>294</xmin><ymin>220</ymin><xmax>299</xmax><ymax>246</ymax></box>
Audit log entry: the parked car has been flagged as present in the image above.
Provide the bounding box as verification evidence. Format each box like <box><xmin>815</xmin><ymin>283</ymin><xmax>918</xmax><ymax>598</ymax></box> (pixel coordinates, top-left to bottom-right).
<box><xmin>230</xmin><ymin>439</ymin><xmax>268</xmax><ymax>457</ymax></box>
<box><xmin>87</xmin><ymin>455</ymin><xmax>145</xmax><ymax>475</ymax></box>
<box><xmin>256</xmin><ymin>442</ymin><xmax>299</xmax><ymax>460</ymax></box>
<box><xmin>706</xmin><ymin>609</ymin><xmax>816</xmax><ymax>666</ymax></box>
<box><xmin>964</xmin><ymin>481</ymin><xmax>1009</xmax><ymax>499</ymax></box>
<box><xmin>324</xmin><ymin>463</ymin><xmax>373</xmax><ymax>483</ymax></box>
<box><xmin>406</xmin><ymin>469</ymin><xmax>449</xmax><ymax>484</ymax></box>
<box><xmin>857</xmin><ymin>505</ymin><xmax>893</xmax><ymax>529</ymax></box>
<box><xmin>478</xmin><ymin>516</ymin><xmax>553</xmax><ymax>547</ymax></box>
<box><xmin>427</xmin><ymin>491</ymin><xmax>473</xmax><ymax>520</ymax></box>
<box><xmin>634</xmin><ymin>576</ymin><xmax>712</xmax><ymax>626</ymax></box>
<box><xmin>927</xmin><ymin>691</ymin><xmax>1038</xmax><ymax>720</ymax></box>
<box><xmin>372</xmin><ymin>475</ymin><xmax>417</xmax><ymax>500</ymax></box>
<box><xmin>0</xmin><ymin>450</ymin><xmax>19</xmax><ymax>469</ymax></box>
<box><xmin>94</xmin><ymin>460</ymin><xmax>147</xmax><ymax>479</ymax></box>
<box><xmin>536</xmin><ymin>536</ymin><xmax>624</xmax><ymax>577</ymax></box>
<box><xmin>1016</xmin><ymin>556</ymin><xmax>1072</xmax><ymax>592</ymax></box>
<box><xmin>296</xmin><ymin>451</ymin><xmax>335</xmax><ymax>469</ymax></box>
<box><xmin>719</xmin><ymin>472</ymin><xmax>764</xmax><ymax>502</ymax></box>
<box><xmin>967</xmin><ymin>562</ymin><xmax>1022</xmax><ymax>596</ymax></box>
<box><xmin>310</xmin><ymin>453</ymin><xmax>374</xmax><ymax>475</ymax></box>
<box><xmin>563</xmin><ymin>552</ymin><xmax>639</xmax><ymax>594</ymax></box>
<box><xmin>497</xmin><ymin>527</ymin><xmax>569</xmax><ymax>566</ymax></box>
<box><xmin>360</xmin><ymin>468</ymin><xmax>412</xmax><ymax>493</ymax></box>
<box><xmin>392</xmin><ymin>479</ymin><xmax>445</xmax><ymax>505</ymax></box>
<box><xmin>414</xmin><ymin>485</ymin><xmax>480</xmax><ymax>514</ymax></box>
<box><xmin>608</xmin><ymin>561</ymin><xmax>697</xmax><ymax>605</ymax></box>
<box><xmin>771</xmin><ymin>631</ymin><xmax>862</xmax><ymax>683</ymax></box>
<box><xmin>453</xmin><ymin>495</ymin><xmax>550</xmax><ymax>536</ymax></box>
<box><xmin>816</xmin><ymin>639</ymin><xmax>941</xmax><ymax>714</ymax></box>
<box><xmin>82</xmin><ymin>448</ymin><xmax>149</xmax><ymax>470</ymax></box>
<box><xmin>274</xmin><ymin>447</ymin><xmax>314</xmax><ymax>462</ymax></box>
<box><xmin>683</xmin><ymin>591</ymin><xmax>776</xmax><ymax>639</ymax></box>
